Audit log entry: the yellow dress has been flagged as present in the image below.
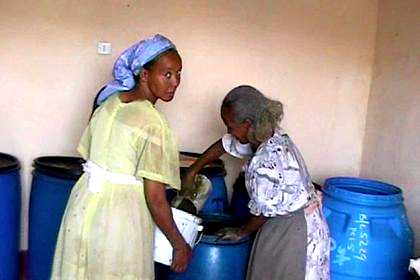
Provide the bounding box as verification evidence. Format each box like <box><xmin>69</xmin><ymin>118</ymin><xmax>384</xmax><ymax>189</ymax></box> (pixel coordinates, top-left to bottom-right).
<box><xmin>51</xmin><ymin>94</ymin><xmax>180</xmax><ymax>280</ymax></box>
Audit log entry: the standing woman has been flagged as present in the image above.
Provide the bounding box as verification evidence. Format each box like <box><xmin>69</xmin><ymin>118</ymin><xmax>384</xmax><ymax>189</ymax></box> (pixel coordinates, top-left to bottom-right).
<box><xmin>52</xmin><ymin>34</ymin><xmax>191</xmax><ymax>279</ymax></box>
<box><xmin>183</xmin><ymin>85</ymin><xmax>330</xmax><ymax>279</ymax></box>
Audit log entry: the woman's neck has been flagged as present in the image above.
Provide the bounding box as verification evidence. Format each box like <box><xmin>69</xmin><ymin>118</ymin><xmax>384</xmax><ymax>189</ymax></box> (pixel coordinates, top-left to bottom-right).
<box><xmin>119</xmin><ymin>84</ymin><xmax>157</xmax><ymax>104</ymax></box>
<box><xmin>250</xmin><ymin>141</ymin><xmax>261</xmax><ymax>152</ymax></box>
<box><xmin>249</xmin><ymin>130</ymin><xmax>275</xmax><ymax>152</ymax></box>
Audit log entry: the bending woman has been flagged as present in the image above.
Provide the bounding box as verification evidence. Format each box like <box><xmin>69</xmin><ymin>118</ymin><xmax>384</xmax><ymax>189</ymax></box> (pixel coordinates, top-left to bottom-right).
<box><xmin>52</xmin><ymin>34</ymin><xmax>191</xmax><ymax>279</ymax></box>
<box><xmin>183</xmin><ymin>85</ymin><xmax>330</xmax><ymax>279</ymax></box>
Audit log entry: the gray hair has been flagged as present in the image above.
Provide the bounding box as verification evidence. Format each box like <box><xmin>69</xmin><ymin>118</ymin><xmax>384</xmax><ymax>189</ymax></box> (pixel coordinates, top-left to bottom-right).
<box><xmin>221</xmin><ymin>85</ymin><xmax>284</xmax><ymax>143</ymax></box>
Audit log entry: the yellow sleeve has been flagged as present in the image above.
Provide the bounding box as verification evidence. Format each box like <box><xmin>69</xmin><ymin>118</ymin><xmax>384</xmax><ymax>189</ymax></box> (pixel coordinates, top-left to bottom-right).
<box><xmin>77</xmin><ymin>124</ymin><xmax>91</xmax><ymax>160</ymax></box>
<box><xmin>135</xmin><ymin>124</ymin><xmax>180</xmax><ymax>190</ymax></box>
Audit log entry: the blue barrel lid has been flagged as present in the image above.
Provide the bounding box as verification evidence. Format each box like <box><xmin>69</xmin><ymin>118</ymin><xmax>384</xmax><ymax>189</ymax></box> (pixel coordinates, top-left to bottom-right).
<box><xmin>33</xmin><ymin>156</ymin><xmax>84</xmax><ymax>180</ymax></box>
<box><xmin>0</xmin><ymin>152</ymin><xmax>19</xmax><ymax>172</ymax></box>
<box><xmin>323</xmin><ymin>177</ymin><xmax>403</xmax><ymax>207</ymax></box>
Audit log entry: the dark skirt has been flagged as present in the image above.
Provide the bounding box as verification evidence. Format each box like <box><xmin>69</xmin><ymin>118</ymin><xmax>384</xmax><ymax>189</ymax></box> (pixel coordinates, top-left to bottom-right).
<box><xmin>247</xmin><ymin>210</ymin><xmax>307</xmax><ymax>280</ymax></box>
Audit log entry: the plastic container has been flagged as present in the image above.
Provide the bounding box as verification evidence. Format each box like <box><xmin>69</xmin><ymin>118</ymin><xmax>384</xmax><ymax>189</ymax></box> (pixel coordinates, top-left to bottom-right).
<box><xmin>171</xmin><ymin>174</ymin><xmax>212</xmax><ymax>214</ymax></box>
<box><xmin>154</xmin><ymin>208</ymin><xmax>203</xmax><ymax>265</ymax></box>
<box><xmin>180</xmin><ymin>152</ymin><xmax>229</xmax><ymax>215</ymax></box>
<box><xmin>28</xmin><ymin>156</ymin><xmax>84</xmax><ymax>280</ymax></box>
<box><xmin>323</xmin><ymin>177</ymin><xmax>414</xmax><ymax>280</ymax></box>
<box><xmin>0</xmin><ymin>153</ymin><xmax>20</xmax><ymax>280</ymax></box>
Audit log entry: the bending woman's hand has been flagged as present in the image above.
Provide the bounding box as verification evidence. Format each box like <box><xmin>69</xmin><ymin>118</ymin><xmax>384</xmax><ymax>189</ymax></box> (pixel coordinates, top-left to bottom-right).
<box><xmin>215</xmin><ymin>227</ymin><xmax>247</xmax><ymax>242</ymax></box>
<box><xmin>217</xmin><ymin>215</ymin><xmax>268</xmax><ymax>242</ymax></box>
<box><xmin>180</xmin><ymin>169</ymin><xmax>197</xmax><ymax>195</ymax></box>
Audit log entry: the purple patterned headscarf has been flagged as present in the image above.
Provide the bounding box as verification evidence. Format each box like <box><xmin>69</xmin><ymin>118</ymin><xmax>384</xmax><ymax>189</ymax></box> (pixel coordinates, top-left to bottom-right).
<box><xmin>96</xmin><ymin>34</ymin><xmax>176</xmax><ymax>105</ymax></box>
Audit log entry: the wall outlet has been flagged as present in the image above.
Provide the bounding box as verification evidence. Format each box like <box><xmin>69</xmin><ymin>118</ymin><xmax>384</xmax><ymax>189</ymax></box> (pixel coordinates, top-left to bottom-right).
<box><xmin>97</xmin><ymin>42</ymin><xmax>112</xmax><ymax>55</ymax></box>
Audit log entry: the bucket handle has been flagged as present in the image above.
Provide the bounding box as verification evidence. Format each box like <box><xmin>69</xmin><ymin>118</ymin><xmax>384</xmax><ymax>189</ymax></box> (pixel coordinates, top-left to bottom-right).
<box><xmin>195</xmin><ymin>231</ymin><xmax>204</xmax><ymax>245</ymax></box>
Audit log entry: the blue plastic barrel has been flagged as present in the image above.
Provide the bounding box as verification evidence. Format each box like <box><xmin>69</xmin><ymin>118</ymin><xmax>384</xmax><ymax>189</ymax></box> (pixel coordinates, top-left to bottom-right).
<box><xmin>155</xmin><ymin>214</ymin><xmax>251</xmax><ymax>280</ymax></box>
<box><xmin>169</xmin><ymin>214</ymin><xmax>251</xmax><ymax>280</ymax></box>
<box><xmin>323</xmin><ymin>177</ymin><xmax>414</xmax><ymax>280</ymax></box>
<box><xmin>28</xmin><ymin>156</ymin><xmax>84</xmax><ymax>280</ymax></box>
<box><xmin>0</xmin><ymin>153</ymin><xmax>20</xmax><ymax>280</ymax></box>
<box><xmin>170</xmin><ymin>235</ymin><xmax>251</xmax><ymax>280</ymax></box>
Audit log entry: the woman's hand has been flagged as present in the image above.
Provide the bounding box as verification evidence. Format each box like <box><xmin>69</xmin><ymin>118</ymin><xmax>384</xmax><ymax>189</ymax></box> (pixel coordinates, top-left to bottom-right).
<box><xmin>171</xmin><ymin>242</ymin><xmax>192</xmax><ymax>273</ymax></box>
<box><xmin>144</xmin><ymin>179</ymin><xmax>192</xmax><ymax>272</ymax></box>
<box><xmin>218</xmin><ymin>215</ymin><xmax>268</xmax><ymax>242</ymax></box>
<box><xmin>215</xmin><ymin>227</ymin><xmax>247</xmax><ymax>242</ymax></box>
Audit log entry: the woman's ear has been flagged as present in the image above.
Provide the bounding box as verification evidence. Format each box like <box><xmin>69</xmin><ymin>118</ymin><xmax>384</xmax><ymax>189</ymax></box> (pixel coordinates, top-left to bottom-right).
<box><xmin>140</xmin><ymin>70</ymin><xmax>149</xmax><ymax>83</ymax></box>
<box><xmin>244</xmin><ymin>119</ymin><xmax>252</xmax><ymax>129</ymax></box>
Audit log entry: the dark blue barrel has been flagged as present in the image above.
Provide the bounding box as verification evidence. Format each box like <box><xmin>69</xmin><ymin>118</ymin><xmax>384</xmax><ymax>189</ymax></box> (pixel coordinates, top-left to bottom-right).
<box><xmin>229</xmin><ymin>172</ymin><xmax>251</xmax><ymax>225</ymax></box>
<box><xmin>323</xmin><ymin>177</ymin><xmax>414</xmax><ymax>280</ymax></box>
<box><xmin>155</xmin><ymin>214</ymin><xmax>251</xmax><ymax>280</ymax></box>
<box><xmin>169</xmin><ymin>214</ymin><xmax>251</xmax><ymax>280</ymax></box>
<box><xmin>0</xmin><ymin>153</ymin><xmax>20</xmax><ymax>280</ymax></box>
<box><xmin>28</xmin><ymin>156</ymin><xmax>84</xmax><ymax>280</ymax></box>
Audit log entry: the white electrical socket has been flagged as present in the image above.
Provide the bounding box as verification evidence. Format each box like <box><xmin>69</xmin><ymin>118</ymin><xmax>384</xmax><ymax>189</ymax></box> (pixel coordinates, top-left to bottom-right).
<box><xmin>97</xmin><ymin>42</ymin><xmax>112</xmax><ymax>55</ymax></box>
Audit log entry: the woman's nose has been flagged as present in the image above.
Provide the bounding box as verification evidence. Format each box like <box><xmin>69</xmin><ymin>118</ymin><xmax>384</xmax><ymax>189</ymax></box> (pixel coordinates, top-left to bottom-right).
<box><xmin>172</xmin><ymin>76</ymin><xmax>180</xmax><ymax>88</ymax></box>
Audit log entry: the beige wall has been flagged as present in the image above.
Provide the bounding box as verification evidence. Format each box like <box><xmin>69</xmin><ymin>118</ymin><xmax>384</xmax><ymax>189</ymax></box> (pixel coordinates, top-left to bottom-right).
<box><xmin>361</xmin><ymin>0</ymin><xmax>420</xmax><ymax>254</ymax></box>
<box><xmin>0</xmin><ymin>0</ymin><xmax>378</xmax><ymax>249</ymax></box>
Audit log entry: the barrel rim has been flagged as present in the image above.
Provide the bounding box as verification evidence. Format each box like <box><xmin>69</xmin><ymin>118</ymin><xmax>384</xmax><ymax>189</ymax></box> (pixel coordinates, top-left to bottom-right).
<box><xmin>323</xmin><ymin>177</ymin><xmax>403</xmax><ymax>206</ymax></box>
<box><xmin>0</xmin><ymin>152</ymin><xmax>20</xmax><ymax>172</ymax></box>
<box><xmin>199</xmin><ymin>213</ymin><xmax>236</xmax><ymax>221</ymax></box>
<box><xmin>33</xmin><ymin>156</ymin><xmax>84</xmax><ymax>179</ymax></box>
<box><xmin>180</xmin><ymin>151</ymin><xmax>226</xmax><ymax>176</ymax></box>
<box><xmin>200</xmin><ymin>234</ymin><xmax>250</xmax><ymax>245</ymax></box>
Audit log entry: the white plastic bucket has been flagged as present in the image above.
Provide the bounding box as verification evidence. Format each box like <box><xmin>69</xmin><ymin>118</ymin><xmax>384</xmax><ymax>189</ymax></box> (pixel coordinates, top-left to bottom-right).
<box><xmin>154</xmin><ymin>207</ymin><xmax>203</xmax><ymax>265</ymax></box>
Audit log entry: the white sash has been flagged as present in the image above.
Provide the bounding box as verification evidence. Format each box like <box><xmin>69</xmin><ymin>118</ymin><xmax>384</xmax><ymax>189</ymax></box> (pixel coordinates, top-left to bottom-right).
<box><xmin>82</xmin><ymin>160</ymin><xmax>142</xmax><ymax>193</ymax></box>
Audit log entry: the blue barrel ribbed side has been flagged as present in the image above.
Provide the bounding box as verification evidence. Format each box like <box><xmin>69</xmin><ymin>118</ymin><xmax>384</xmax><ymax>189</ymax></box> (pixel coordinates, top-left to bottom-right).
<box><xmin>0</xmin><ymin>168</ymin><xmax>20</xmax><ymax>280</ymax></box>
<box><xmin>28</xmin><ymin>171</ymin><xmax>77</xmax><ymax>280</ymax></box>
<box><xmin>323</xmin><ymin>177</ymin><xmax>414</xmax><ymax>280</ymax></box>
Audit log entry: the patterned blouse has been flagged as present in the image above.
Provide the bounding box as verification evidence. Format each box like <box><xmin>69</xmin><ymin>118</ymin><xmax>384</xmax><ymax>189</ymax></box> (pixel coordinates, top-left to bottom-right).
<box><xmin>222</xmin><ymin>128</ymin><xmax>318</xmax><ymax>215</ymax></box>
<box><xmin>222</xmin><ymin>128</ymin><xmax>330</xmax><ymax>279</ymax></box>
